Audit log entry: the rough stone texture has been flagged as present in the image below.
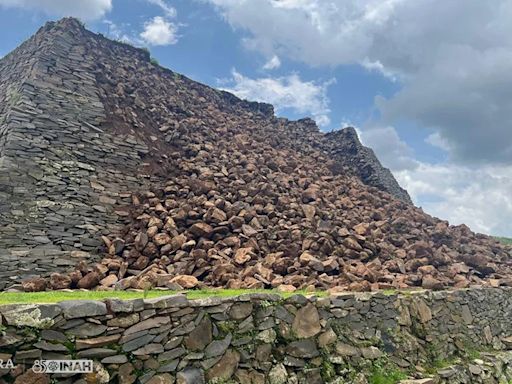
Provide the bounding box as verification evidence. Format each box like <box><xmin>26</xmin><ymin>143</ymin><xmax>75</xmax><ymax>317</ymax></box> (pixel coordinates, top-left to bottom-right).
<box><xmin>0</xmin><ymin>18</ymin><xmax>164</xmax><ymax>287</ymax></box>
<box><xmin>324</xmin><ymin>127</ymin><xmax>412</xmax><ymax>203</ymax></box>
<box><xmin>292</xmin><ymin>302</ymin><xmax>321</xmax><ymax>338</ymax></box>
<box><xmin>3</xmin><ymin>17</ymin><xmax>496</xmax><ymax>291</ymax></box>
<box><xmin>59</xmin><ymin>300</ymin><xmax>107</xmax><ymax>319</ymax></box>
<box><xmin>0</xmin><ymin>18</ymin><xmax>511</xmax><ymax>295</ymax></box>
<box><xmin>1</xmin><ymin>288</ymin><xmax>512</xmax><ymax>383</ymax></box>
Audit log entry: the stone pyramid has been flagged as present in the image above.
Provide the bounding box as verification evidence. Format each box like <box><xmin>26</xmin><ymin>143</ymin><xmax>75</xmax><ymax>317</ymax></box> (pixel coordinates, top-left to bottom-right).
<box><xmin>1</xmin><ymin>18</ymin><xmax>510</xmax><ymax>292</ymax></box>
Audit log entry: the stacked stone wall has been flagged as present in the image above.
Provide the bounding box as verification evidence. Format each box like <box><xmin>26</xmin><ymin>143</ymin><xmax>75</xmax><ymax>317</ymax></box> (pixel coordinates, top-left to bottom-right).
<box><xmin>0</xmin><ymin>21</ymin><xmax>164</xmax><ymax>287</ymax></box>
<box><xmin>1</xmin><ymin>287</ymin><xmax>512</xmax><ymax>383</ymax></box>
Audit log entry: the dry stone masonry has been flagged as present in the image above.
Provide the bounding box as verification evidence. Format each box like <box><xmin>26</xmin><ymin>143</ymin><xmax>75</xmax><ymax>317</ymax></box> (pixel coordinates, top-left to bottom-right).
<box><xmin>1</xmin><ymin>18</ymin><xmax>511</xmax><ymax>292</ymax></box>
<box><xmin>0</xmin><ymin>19</ymin><xmax>169</xmax><ymax>287</ymax></box>
<box><xmin>1</xmin><ymin>288</ymin><xmax>512</xmax><ymax>383</ymax></box>
<box><xmin>323</xmin><ymin>127</ymin><xmax>411</xmax><ymax>204</ymax></box>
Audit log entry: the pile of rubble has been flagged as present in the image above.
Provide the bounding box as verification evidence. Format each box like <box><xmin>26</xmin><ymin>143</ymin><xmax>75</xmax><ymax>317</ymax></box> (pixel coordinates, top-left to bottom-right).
<box><xmin>26</xmin><ymin>134</ymin><xmax>512</xmax><ymax>292</ymax></box>
<box><xmin>13</xmin><ymin>18</ymin><xmax>511</xmax><ymax>293</ymax></box>
<box><xmin>70</xmin><ymin>178</ymin><xmax>511</xmax><ymax>293</ymax></box>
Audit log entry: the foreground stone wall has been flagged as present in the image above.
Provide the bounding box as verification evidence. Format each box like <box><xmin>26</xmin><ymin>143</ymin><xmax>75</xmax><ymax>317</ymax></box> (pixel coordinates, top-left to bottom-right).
<box><xmin>1</xmin><ymin>287</ymin><xmax>512</xmax><ymax>383</ymax></box>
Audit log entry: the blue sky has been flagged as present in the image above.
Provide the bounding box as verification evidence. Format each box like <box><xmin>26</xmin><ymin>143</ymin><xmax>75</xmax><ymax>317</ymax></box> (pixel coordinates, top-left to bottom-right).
<box><xmin>1</xmin><ymin>0</ymin><xmax>512</xmax><ymax>237</ymax></box>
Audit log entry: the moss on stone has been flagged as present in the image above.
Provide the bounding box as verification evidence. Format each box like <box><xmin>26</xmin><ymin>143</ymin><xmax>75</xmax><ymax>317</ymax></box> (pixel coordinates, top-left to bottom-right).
<box><xmin>320</xmin><ymin>351</ymin><xmax>337</xmax><ymax>381</ymax></box>
<box><xmin>9</xmin><ymin>308</ymin><xmax>54</xmax><ymax>329</ymax></box>
<box><xmin>217</xmin><ymin>321</ymin><xmax>237</xmax><ymax>335</ymax></box>
<box><xmin>207</xmin><ymin>379</ymin><xmax>238</xmax><ymax>384</ymax></box>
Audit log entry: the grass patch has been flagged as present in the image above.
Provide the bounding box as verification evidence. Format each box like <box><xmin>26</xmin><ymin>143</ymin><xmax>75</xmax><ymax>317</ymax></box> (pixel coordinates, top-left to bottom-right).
<box><xmin>0</xmin><ymin>289</ymin><xmax>326</xmax><ymax>305</ymax></box>
<box><xmin>367</xmin><ymin>359</ymin><xmax>407</xmax><ymax>384</ymax></box>
<box><xmin>0</xmin><ymin>290</ymin><xmax>170</xmax><ymax>305</ymax></box>
<box><xmin>496</xmin><ymin>236</ymin><xmax>512</xmax><ymax>245</ymax></box>
<box><xmin>368</xmin><ymin>366</ymin><xmax>407</xmax><ymax>384</ymax></box>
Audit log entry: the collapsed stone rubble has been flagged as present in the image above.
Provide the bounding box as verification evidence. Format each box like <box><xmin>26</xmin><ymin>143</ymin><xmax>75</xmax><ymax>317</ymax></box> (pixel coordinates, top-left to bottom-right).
<box><xmin>0</xmin><ymin>18</ymin><xmax>510</xmax><ymax>293</ymax></box>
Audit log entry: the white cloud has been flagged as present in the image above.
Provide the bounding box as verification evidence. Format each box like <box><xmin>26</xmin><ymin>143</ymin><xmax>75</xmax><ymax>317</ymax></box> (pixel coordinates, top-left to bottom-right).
<box><xmin>425</xmin><ymin>132</ymin><xmax>451</xmax><ymax>152</ymax></box>
<box><xmin>207</xmin><ymin>0</ymin><xmax>406</xmax><ymax>66</ymax></box>
<box><xmin>222</xmin><ymin>69</ymin><xmax>334</xmax><ymax>126</ymax></box>
<box><xmin>140</xmin><ymin>16</ymin><xmax>178</xmax><ymax>46</ymax></box>
<box><xmin>263</xmin><ymin>55</ymin><xmax>281</xmax><ymax>70</ymax></box>
<box><xmin>396</xmin><ymin>164</ymin><xmax>512</xmax><ymax>237</ymax></box>
<box><xmin>207</xmin><ymin>0</ymin><xmax>512</xmax><ymax>164</ymax></box>
<box><xmin>0</xmin><ymin>0</ymin><xmax>112</xmax><ymax>20</ymax></box>
<box><xmin>146</xmin><ymin>0</ymin><xmax>177</xmax><ymax>18</ymax></box>
<box><xmin>359</xmin><ymin>125</ymin><xmax>418</xmax><ymax>171</ymax></box>
<box><xmin>361</xmin><ymin>58</ymin><xmax>396</xmax><ymax>81</ymax></box>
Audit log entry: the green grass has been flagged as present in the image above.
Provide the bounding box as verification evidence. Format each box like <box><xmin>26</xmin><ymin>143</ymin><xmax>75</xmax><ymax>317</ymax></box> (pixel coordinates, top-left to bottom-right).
<box><xmin>368</xmin><ymin>366</ymin><xmax>407</xmax><ymax>384</ymax></box>
<box><xmin>366</xmin><ymin>358</ymin><xmax>408</xmax><ymax>384</ymax></box>
<box><xmin>0</xmin><ymin>289</ymin><xmax>325</xmax><ymax>305</ymax></box>
<box><xmin>496</xmin><ymin>236</ymin><xmax>512</xmax><ymax>245</ymax></box>
<box><xmin>0</xmin><ymin>290</ymin><xmax>169</xmax><ymax>305</ymax></box>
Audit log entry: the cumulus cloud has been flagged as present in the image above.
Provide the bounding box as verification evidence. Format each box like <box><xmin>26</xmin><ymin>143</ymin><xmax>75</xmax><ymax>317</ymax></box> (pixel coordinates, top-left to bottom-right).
<box><xmin>207</xmin><ymin>0</ymin><xmax>405</xmax><ymax>66</ymax></box>
<box><xmin>396</xmin><ymin>164</ymin><xmax>512</xmax><ymax>237</ymax></box>
<box><xmin>207</xmin><ymin>0</ymin><xmax>512</xmax><ymax>164</ymax></box>
<box><xmin>375</xmin><ymin>43</ymin><xmax>512</xmax><ymax>164</ymax></box>
<box><xmin>359</xmin><ymin>126</ymin><xmax>418</xmax><ymax>171</ymax></box>
<box><xmin>0</xmin><ymin>0</ymin><xmax>112</xmax><ymax>20</ymax></box>
<box><xmin>361</xmin><ymin>58</ymin><xmax>396</xmax><ymax>81</ymax></box>
<box><xmin>222</xmin><ymin>70</ymin><xmax>334</xmax><ymax>126</ymax></box>
<box><xmin>425</xmin><ymin>132</ymin><xmax>451</xmax><ymax>152</ymax></box>
<box><xmin>140</xmin><ymin>16</ymin><xmax>178</xmax><ymax>46</ymax></box>
<box><xmin>104</xmin><ymin>1</ymin><xmax>179</xmax><ymax>47</ymax></box>
<box><xmin>263</xmin><ymin>55</ymin><xmax>281</xmax><ymax>70</ymax></box>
